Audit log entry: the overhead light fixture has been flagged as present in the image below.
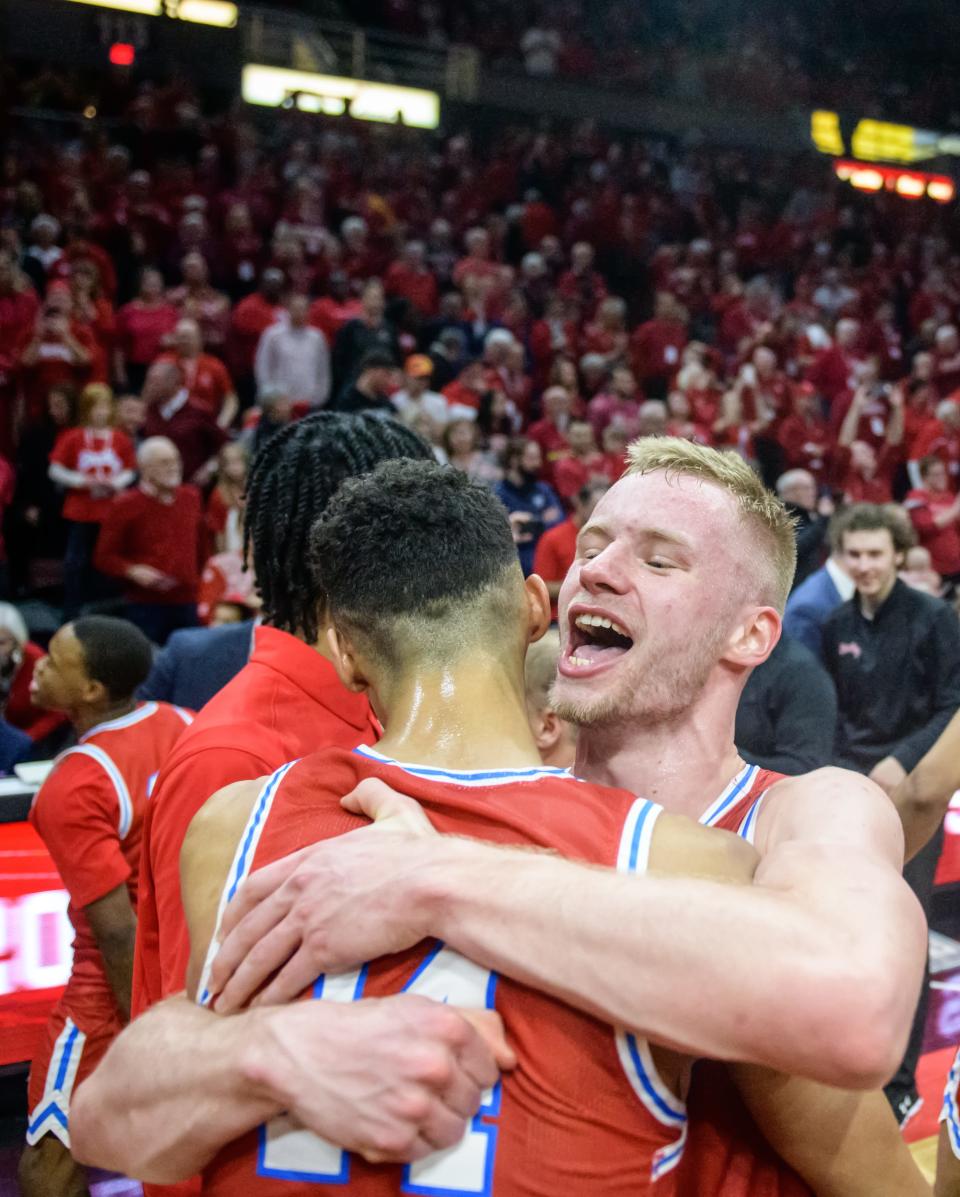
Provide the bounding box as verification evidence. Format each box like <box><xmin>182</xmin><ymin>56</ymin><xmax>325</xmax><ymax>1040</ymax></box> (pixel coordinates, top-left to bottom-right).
<box><xmin>242</xmin><ymin>65</ymin><xmax>440</xmax><ymax>129</ymax></box>
<box><xmin>67</xmin><ymin>0</ymin><xmax>161</xmax><ymax>13</ymax></box>
<box><xmin>173</xmin><ymin>0</ymin><xmax>237</xmax><ymax>26</ymax></box>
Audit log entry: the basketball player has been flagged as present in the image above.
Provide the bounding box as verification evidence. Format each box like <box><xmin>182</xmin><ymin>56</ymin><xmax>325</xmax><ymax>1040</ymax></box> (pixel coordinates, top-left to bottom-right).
<box><xmin>71</xmin><ymin>416</ymin><xmax>507</xmax><ymax>1187</ymax></box>
<box><xmin>18</xmin><ymin>616</ymin><xmax>192</xmax><ymax>1197</ymax></box>
<box><xmin>182</xmin><ymin>458</ymin><xmax>775</xmax><ymax>1192</ymax></box>
<box><xmin>207</xmin><ymin>440</ymin><xmax>928</xmax><ymax>1192</ymax></box>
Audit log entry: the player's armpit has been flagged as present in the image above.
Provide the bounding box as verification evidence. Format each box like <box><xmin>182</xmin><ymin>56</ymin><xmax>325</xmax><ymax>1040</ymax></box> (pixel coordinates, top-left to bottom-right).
<box><xmin>85</xmin><ymin>883</ymin><xmax>137</xmax><ymax>1021</ymax></box>
<box><xmin>648</xmin><ymin>813</ymin><xmax>759</xmax><ymax>884</ymax></box>
<box><xmin>180</xmin><ymin>778</ymin><xmax>267</xmax><ymax>1001</ymax></box>
<box><xmin>731</xmin><ymin>1063</ymin><xmax>931</xmax><ymax>1197</ymax></box>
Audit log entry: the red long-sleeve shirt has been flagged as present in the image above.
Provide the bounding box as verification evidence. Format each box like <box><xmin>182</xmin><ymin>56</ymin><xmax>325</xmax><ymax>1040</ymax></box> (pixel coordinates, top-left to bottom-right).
<box><xmin>95</xmin><ymin>485</ymin><xmax>203</xmax><ymax>605</ymax></box>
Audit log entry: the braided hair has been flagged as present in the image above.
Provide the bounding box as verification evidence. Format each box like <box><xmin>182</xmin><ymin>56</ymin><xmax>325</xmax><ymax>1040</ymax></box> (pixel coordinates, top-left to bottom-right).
<box><xmin>244</xmin><ymin>411</ymin><xmax>433</xmax><ymax>643</ymax></box>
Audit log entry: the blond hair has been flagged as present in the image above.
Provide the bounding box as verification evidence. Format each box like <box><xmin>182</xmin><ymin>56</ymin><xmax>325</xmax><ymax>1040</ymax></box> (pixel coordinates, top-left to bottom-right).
<box><xmin>625</xmin><ymin>437</ymin><xmax>797</xmax><ymax>611</ymax></box>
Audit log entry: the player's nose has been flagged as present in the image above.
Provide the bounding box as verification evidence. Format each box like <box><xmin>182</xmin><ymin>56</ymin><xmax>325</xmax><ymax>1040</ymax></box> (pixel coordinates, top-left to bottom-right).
<box><xmin>579</xmin><ymin>543</ymin><xmax>630</xmax><ymax>596</ymax></box>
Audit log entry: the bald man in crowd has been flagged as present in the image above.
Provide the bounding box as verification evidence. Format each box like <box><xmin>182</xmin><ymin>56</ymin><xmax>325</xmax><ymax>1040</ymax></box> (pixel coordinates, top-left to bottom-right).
<box><xmin>95</xmin><ymin>438</ymin><xmax>204</xmax><ymax>644</ymax></box>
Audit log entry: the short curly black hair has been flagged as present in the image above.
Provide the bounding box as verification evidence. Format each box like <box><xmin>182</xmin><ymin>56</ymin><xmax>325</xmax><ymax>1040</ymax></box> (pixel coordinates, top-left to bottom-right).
<box><xmin>243</xmin><ymin>412</ymin><xmax>432</xmax><ymax>642</ymax></box>
<box><xmin>310</xmin><ymin>459</ymin><xmax>523</xmax><ymax>672</ymax></box>
<box><xmin>72</xmin><ymin>616</ymin><xmax>154</xmax><ymax>701</ymax></box>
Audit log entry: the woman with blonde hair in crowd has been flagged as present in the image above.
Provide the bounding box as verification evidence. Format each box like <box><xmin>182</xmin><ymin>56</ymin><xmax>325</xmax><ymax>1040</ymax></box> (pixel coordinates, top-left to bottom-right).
<box><xmin>49</xmin><ymin>382</ymin><xmax>135</xmax><ymax>618</ymax></box>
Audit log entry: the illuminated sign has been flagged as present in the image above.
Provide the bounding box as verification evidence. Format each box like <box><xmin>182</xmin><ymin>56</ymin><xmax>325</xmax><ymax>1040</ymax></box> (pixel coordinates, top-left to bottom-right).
<box><xmin>834</xmin><ymin>159</ymin><xmax>955</xmax><ymax>203</ymax></box>
<box><xmin>242</xmin><ymin>64</ymin><xmax>440</xmax><ymax>129</ymax></box>
<box><xmin>65</xmin><ymin>0</ymin><xmax>237</xmax><ymax>25</ymax></box>
<box><xmin>814</xmin><ymin>109</ymin><xmax>960</xmax><ymax>166</ymax></box>
<box><xmin>109</xmin><ymin>41</ymin><xmax>136</xmax><ymax>64</ymax></box>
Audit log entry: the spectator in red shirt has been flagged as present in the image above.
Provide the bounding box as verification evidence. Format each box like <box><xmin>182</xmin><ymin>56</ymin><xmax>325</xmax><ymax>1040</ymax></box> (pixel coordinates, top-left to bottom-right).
<box><xmin>18</xmin><ymin>286</ymin><xmax>98</xmax><ymax>424</ymax></box>
<box><xmin>49</xmin><ymin>382</ymin><xmax>136</xmax><ymax>618</ymax></box>
<box><xmin>552</xmin><ymin>419</ymin><xmax>605</xmax><ymax>504</ymax></box>
<box><xmin>933</xmin><ymin>324</ymin><xmax>960</xmax><ymax>397</ymax></box>
<box><xmin>666</xmin><ymin>389</ymin><xmax>713</xmax><ymax>445</ymax></box>
<box><xmin>229</xmin><ymin>268</ymin><xmax>285</xmax><ymax>392</ymax></box>
<box><xmin>630</xmin><ymin>292</ymin><xmax>689</xmax><ymax>399</ymax></box>
<box><xmin>114</xmin><ymin>268</ymin><xmax>178</xmax><ymax>394</ymax></box>
<box><xmin>904</xmin><ymin>456</ymin><xmax>960</xmax><ymax>585</ymax></box>
<box><xmin>95</xmin><ymin>436</ymin><xmax>203</xmax><ymax>645</ymax></box>
<box><xmin>777</xmin><ymin>382</ymin><xmax>831</xmax><ymax>483</ymax></box>
<box><xmin>587</xmin><ymin>365</ymin><xmax>641</xmax><ymax>441</ymax></box>
<box><xmin>807</xmin><ymin>317</ymin><xmax>864</xmax><ymax>407</ymax></box>
<box><xmin>0</xmin><ymin>605</ymin><xmax>67</xmax><ymax>749</ymax></box>
<box><xmin>166</xmin><ymin>252</ymin><xmax>231</xmax><ymax>356</ymax></box>
<box><xmin>68</xmin><ymin>258</ymin><xmax>116</xmax><ymax>361</ymax></box>
<box><xmin>116</xmin><ymin>394</ymin><xmax>147</xmax><ymax>447</ymax></box>
<box><xmin>908</xmin><ymin>397</ymin><xmax>960</xmax><ymax>489</ymax></box>
<box><xmin>309</xmin><ymin>271</ymin><xmax>363</xmax><ymax>343</ymax></box>
<box><xmin>532</xmin><ymin>479</ymin><xmax>609</xmax><ymax>619</ymax></box>
<box><xmin>833</xmin><ymin>384</ymin><xmax>905</xmax><ymax>504</ymax></box>
<box><xmin>453</xmin><ymin>226</ymin><xmax>510</xmax><ymax>300</ymax></box>
<box><xmin>160</xmin><ymin>318</ymin><xmax>238</xmax><ymax>429</ymax></box>
<box><xmin>718</xmin><ymin>275</ymin><xmax>775</xmax><ymax>357</ymax></box>
<box><xmin>384</xmin><ymin>240</ymin><xmax>438</xmax><ymax>317</ymax></box>
<box><xmin>582</xmin><ymin>296</ymin><xmax>630</xmax><ymax>369</ymax></box>
<box><xmin>557</xmin><ymin>241</ymin><xmax>607</xmax><ymax>320</ymax></box>
<box><xmin>141</xmin><ymin>359</ymin><xmax>227</xmax><ymax>487</ymax></box>
<box><xmin>0</xmin><ymin>248</ymin><xmax>39</xmax><ymax>450</ymax></box>
<box><xmin>527</xmin><ymin>384</ymin><xmax>573</xmax><ymax>482</ymax></box>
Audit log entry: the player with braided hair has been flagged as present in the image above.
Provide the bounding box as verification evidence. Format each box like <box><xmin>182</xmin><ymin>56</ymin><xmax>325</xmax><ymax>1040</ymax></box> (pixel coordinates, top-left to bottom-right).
<box><xmin>243</xmin><ymin>412</ymin><xmax>432</xmax><ymax>643</ymax></box>
<box><xmin>75</xmin><ymin>412</ymin><xmax>481</xmax><ymax>1197</ymax></box>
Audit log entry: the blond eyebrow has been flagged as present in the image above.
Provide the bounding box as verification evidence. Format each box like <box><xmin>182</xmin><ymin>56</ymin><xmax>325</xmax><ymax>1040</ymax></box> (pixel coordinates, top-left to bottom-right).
<box><xmin>578</xmin><ymin>521</ymin><xmax>694</xmax><ymax>551</ymax></box>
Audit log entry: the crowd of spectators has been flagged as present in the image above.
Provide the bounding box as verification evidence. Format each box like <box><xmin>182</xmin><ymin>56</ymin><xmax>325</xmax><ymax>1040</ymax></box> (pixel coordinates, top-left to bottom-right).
<box><xmin>3</xmin><ymin>69</ymin><xmax>960</xmax><ymax>661</ymax></box>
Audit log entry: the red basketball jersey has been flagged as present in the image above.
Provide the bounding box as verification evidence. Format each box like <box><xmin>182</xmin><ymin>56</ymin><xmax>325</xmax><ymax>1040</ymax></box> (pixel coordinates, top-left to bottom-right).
<box><xmin>197</xmin><ymin>745</ymin><xmax>687</xmax><ymax>1196</ymax></box>
<box><xmin>677</xmin><ymin>762</ymin><xmax>813</xmax><ymax>1197</ymax></box>
<box><xmin>30</xmin><ymin>701</ymin><xmax>193</xmax><ymax>1022</ymax></box>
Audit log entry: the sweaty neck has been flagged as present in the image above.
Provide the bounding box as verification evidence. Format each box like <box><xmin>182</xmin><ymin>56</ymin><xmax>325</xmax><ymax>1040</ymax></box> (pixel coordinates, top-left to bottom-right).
<box><xmin>574</xmin><ymin>673</ymin><xmax>746</xmax><ymax>820</ymax></box>
<box><xmin>374</xmin><ymin>655</ymin><xmax>543</xmax><ymax>773</ymax></box>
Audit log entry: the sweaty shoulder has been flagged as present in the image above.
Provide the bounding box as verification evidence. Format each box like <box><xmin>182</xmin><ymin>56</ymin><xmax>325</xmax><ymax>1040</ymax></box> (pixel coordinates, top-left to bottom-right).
<box><xmin>650</xmin><ymin>812</ymin><xmax>759</xmax><ymax>883</ymax></box>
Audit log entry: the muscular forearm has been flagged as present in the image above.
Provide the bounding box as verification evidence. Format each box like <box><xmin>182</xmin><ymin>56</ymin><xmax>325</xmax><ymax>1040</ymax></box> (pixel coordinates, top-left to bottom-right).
<box><xmin>70</xmin><ymin>997</ymin><xmax>281</xmax><ymax>1182</ymax></box>
<box><xmin>413</xmin><ymin>836</ymin><xmax>918</xmax><ymax>1087</ymax></box>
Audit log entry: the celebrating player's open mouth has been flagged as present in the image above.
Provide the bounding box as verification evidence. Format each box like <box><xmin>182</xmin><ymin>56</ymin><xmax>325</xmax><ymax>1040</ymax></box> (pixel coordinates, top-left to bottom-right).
<box><xmin>559</xmin><ymin>602</ymin><xmax>635</xmax><ymax>678</ymax></box>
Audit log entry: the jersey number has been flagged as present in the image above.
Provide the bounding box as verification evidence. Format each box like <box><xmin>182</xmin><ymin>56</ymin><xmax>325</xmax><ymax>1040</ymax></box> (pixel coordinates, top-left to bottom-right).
<box><xmin>259</xmin><ymin>944</ymin><xmax>500</xmax><ymax>1194</ymax></box>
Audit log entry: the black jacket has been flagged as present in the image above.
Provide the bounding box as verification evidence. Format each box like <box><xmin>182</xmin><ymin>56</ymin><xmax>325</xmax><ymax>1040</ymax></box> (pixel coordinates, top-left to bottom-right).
<box><xmin>822</xmin><ymin>579</ymin><xmax>960</xmax><ymax>773</ymax></box>
<box><xmin>736</xmin><ymin>635</ymin><xmax>838</xmax><ymax>775</ymax></box>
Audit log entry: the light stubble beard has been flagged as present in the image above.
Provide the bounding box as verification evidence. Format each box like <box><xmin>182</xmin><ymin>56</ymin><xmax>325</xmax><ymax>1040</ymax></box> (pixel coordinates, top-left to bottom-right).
<box><xmin>551</xmin><ymin>619</ymin><xmax>732</xmax><ymax>731</ymax></box>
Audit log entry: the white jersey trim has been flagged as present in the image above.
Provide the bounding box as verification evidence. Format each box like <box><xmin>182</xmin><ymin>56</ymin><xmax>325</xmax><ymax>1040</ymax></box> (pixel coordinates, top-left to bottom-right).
<box><xmin>197</xmin><ymin>761</ymin><xmax>298</xmax><ymax>1007</ymax></box>
<box><xmin>737</xmin><ymin>792</ymin><xmax>768</xmax><ymax>845</ymax></box>
<box><xmin>57</xmin><ymin>744</ymin><xmax>134</xmax><ymax>839</ymax></box>
<box><xmin>614</xmin><ymin>795</ymin><xmax>687</xmax><ymax>1188</ymax></box>
<box><xmin>941</xmin><ymin>1046</ymin><xmax>960</xmax><ymax>1159</ymax></box>
<box><xmin>79</xmin><ymin>701</ymin><xmax>159</xmax><ymax>742</ymax></box>
<box><xmin>698</xmin><ymin>762</ymin><xmax>759</xmax><ymax>827</ymax></box>
<box><xmin>26</xmin><ymin>1017</ymin><xmax>86</xmax><ymax>1148</ymax></box>
<box><xmin>353</xmin><ymin>744</ymin><xmax>571</xmax><ymax>787</ymax></box>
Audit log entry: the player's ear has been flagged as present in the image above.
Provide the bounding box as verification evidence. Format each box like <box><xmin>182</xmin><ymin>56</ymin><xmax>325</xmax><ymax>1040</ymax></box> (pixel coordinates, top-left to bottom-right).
<box><xmin>325</xmin><ymin>625</ymin><xmax>369</xmax><ymax>693</ymax></box>
<box><xmin>524</xmin><ymin>574</ymin><xmax>551</xmax><ymax>644</ymax></box>
<box><xmin>721</xmin><ymin>606</ymin><xmax>781</xmax><ymax>668</ymax></box>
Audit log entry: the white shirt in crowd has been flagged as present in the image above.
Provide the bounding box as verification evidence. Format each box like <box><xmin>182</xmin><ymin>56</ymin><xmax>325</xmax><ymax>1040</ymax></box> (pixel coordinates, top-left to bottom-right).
<box><xmin>391</xmin><ymin>387</ymin><xmax>450</xmax><ymax>427</ymax></box>
<box><xmin>521</xmin><ymin>27</ymin><xmax>562</xmax><ymax>76</ymax></box>
<box><xmin>254</xmin><ymin>322</ymin><xmax>331</xmax><ymax>408</ymax></box>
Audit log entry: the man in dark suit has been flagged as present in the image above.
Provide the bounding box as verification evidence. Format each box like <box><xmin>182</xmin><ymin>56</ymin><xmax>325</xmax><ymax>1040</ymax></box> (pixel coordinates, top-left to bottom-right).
<box><xmin>783</xmin><ymin>509</ymin><xmax>854</xmax><ymax>659</ymax></box>
<box><xmin>138</xmin><ymin>620</ymin><xmax>255</xmax><ymax>710</ymax></box>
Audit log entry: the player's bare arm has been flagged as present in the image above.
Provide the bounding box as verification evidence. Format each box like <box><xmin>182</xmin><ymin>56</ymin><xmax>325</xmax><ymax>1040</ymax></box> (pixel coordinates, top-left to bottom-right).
<box><xmin>732</xmin><ymin>1065</ymin><xmax>931</xmax><ymax>1197</ymax></box>
<box><xmin>937</xmin><ymin>1125</ymin><xmax>960</xmax><ymax>1196</ymax></box>
<box><xmin>212</xmin><ymin>765</ymin><xmax>925</xmax><ymax>1090</ymax></box>
<box><xmin>894</xmin><ymin>706</ymin><xmax>960</xmax><ymax>862</ymax></box>
<box><xmin>71</xmin><ymin>778</ymin><xmax>509</xmax><ymax>1182</ymax></box>
<box><xmin>85</xmin><ymin>883</ymin><xmax>138</xmax><ymax>1022</ymax></box>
